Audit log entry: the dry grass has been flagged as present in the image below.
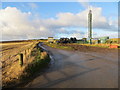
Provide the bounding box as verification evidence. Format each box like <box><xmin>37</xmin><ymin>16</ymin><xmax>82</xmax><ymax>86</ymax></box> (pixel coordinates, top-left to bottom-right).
<box><xmin>45</xmin><ymin>43</ymin><xmax>73</xmax><ymax>50</ymax></box>
<box><xmin>80</xmin><ymin>43</ymin><xmax>120</xmax><ymax>48</ymax></box>
<box><xmin>1</xmin><ymin>41</ymin><xmax>39</xmax><ymax>87</ymax></box>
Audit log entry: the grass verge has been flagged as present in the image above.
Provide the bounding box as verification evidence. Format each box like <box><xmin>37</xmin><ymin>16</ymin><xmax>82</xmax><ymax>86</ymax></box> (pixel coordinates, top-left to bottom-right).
<box><xmin>44</xmin><ymin>43</ymin><xmax>73</xmax><ymax>50</ymax></box>
<box><xmin>23</xmin><ymin>48</ymin><xmax>50</xmax><ymax>76</ymax></box>
<box><xmin>3</xmin><ymin>46</ymin><xmax>51</xmax><ymax>88</ymax></box>
<box><xmin>45</xmin><ymin>42</ymin><xmax>120</xmax><ymax>49</ymax></box>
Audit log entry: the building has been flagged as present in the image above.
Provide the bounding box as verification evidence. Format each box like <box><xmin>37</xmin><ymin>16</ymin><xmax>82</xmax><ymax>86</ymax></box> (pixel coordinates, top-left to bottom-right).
<box><xmin>92</xmin><ymin>37</ymin><xmax>109</xmax><ymax>44</ymax></box>
<box><xmin>92</xmin><ymin>38</ymin><xmax>100</xmax><ymax>44</ymax></box>
<box><xmin>48</xmin><ymin>37</ymin><xmax>54</xmax><ymax>43</ymax></box>
<box><xmin>76</xmin><ymin>38</ymin><xmax>87</xmax><ymax>44</ymax></box>
<box><xmin>99</xmin><ymin>36</ymin><xmax>109</xmax><ymax>43</ymax></box>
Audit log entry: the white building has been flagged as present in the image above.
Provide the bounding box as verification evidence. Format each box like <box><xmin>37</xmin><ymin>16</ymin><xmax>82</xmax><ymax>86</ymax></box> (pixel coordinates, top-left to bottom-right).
<box><xmin>48</xmin><ymin>37</ymin><xmax>54</xmax><ymax>43</ymax></box>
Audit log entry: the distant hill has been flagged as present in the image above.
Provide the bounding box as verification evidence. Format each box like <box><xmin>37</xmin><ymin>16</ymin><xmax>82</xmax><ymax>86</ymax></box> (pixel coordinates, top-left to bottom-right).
<box><xmin>0</xmin><ymin>40</ymin><xmax>36</xmax><ymax>43</ymax></box>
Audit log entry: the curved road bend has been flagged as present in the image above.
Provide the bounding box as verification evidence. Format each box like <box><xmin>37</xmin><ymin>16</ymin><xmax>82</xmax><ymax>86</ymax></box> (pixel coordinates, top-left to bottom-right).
<box><xmin>25</xmin><ymin>44</ymin><xmax>118</xmax><ymax>88</ymax></box>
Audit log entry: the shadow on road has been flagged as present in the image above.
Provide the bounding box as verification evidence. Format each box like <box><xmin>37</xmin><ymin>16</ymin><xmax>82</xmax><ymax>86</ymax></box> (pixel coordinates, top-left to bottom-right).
<box><xmin>23</xmin><ymin>44</ymin><xmax>117</xmax><ymax>88</ymax></box>
<box><xmin>32</xmin><ymin>67</ymin><xmax>100</xmax><ymax>88</ymax></box>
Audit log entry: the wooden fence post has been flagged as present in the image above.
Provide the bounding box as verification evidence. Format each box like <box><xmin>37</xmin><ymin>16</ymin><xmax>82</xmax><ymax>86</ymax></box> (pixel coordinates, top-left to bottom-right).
<box><xmin>27</xmin><ymin>49</ymin><xmax>30</xmax><ymax>59</ymax></box>
<box><xmin>19</xmin><ymin>53</ymin><xmax>23</xmax><ymax>66</ymax></box>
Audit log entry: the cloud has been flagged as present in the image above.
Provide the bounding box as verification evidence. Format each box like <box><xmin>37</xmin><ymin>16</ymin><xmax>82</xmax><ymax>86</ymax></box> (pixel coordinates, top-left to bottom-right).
<box><xmin>77</xmin><ymin>0</ymin><xmax>89</xmax><ymax>9</ymax></box>
<box><xmin>28</xmin><ymin>3</ymin><xmax>38</xmax><ymax>9</ymax></box>
<box><xmin>0</xmin><ymin>6</ymin><xmax>118</xmax><ymax>41</ymax></box>
<box><xmin>0</xmin><ymin>7</ymin><xmax>52</xmax><ymax>40</ymax></box>
<box><xmin>68</xmin><ymin>33</ymin><xmax>85</xmax><ymax>39</ymax></box>
<box><xmin>45</xmin><ymin>6</ymin><xmax>112</xmax><ymax>29</ymax></box>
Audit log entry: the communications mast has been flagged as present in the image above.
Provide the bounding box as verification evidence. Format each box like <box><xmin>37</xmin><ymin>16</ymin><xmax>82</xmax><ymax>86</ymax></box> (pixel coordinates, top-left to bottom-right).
<box><xmin>88</xmin><ymin>10</ymin><xmax>92</xmax><ymax>44</ymax></box>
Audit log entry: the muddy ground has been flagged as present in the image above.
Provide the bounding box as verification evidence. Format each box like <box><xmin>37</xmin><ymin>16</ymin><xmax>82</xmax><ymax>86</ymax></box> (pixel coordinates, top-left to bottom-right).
<box><xmin>61</xmin><ymin>44</ymin><xmax>119</xmax><ymax>53</ymax></box>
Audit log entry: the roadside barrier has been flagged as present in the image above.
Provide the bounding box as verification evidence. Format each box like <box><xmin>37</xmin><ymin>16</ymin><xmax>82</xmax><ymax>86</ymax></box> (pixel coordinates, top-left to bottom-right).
<box><xmin>2</xmin><ymin>41</ymin><xmax>39</xmax><ymax>68</ymax></box>
<box><xmin>2</xmin><ymin>41</ymin><xmax>42</xmax><ymax>87</ymax></box>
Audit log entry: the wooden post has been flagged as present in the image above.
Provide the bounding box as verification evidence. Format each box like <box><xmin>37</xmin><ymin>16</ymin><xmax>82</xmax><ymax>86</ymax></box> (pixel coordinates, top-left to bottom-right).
<box><xmin>27</xmin><ymin>49</ymin><xmax>30</xmax><ymax>59</ymax></box>
<box><xmin>27</xmin><ymin>48</ymin><xmax>30</xmax><ymax>59</ymax></box>
<box><xmin>19</xmin><ymin>53</ymin><xmax>23</xmax><ymax>66</ymax></box>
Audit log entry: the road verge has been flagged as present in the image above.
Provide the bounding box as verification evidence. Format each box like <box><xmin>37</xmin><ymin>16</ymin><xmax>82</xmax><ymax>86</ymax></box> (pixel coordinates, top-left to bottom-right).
<box><xmin>3</xmin><ymin>43</ymin><xmax>51</xmax><ymax>88</ymax></box>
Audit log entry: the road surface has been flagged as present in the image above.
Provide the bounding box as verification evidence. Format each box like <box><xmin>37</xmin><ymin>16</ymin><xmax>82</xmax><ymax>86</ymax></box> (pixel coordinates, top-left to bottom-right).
<box><xmin>25</xmin><ymin>44</ymin><xmax>118</xmax><ymax>88</ymax></box>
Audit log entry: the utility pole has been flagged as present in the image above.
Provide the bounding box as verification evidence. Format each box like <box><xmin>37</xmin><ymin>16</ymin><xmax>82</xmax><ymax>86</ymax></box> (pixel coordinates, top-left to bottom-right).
<box><xmin>88</xmin><ymin>10</ymin><xmax>92</xmax><ymax>44</ymax></box>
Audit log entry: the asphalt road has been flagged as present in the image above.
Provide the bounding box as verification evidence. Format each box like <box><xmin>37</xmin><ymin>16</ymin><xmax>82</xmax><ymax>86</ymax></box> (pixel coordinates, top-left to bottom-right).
<box><xmin>25</xmin><ymin>44</ymin><xmax>118</xmax><ymax>88</ymax></box>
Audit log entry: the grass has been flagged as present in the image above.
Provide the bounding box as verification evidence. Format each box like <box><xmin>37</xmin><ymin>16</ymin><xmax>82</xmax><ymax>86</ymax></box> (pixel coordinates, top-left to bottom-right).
<box><xmin>2</xmin><ymin>46</ymin><xmax>51</xmax><ymax>88</ymax></box>
<box><xmin>45</xmin><ymin>43</ymin><xmax>73</xmax><ymax>50</ymax></box>
<box><xmin>2</xmin><ymin>42</ymin><xmax>37</xmax><ymax>86</ymax></box>
<box><xmin>24</xmin><ymin>48</ymin><xmax>50</xmax><ymax>76</ymax></box>
<box><xmin>80</xmin><ymin>43</ymin><xmax>120</xmax><ymax>49</ymax></box>
<box><xmin>81</xmin><ymin>44</ymin><xmax>110</xmax><ymax>48</ymax></box>
<box><xmin>18</xmin><ymin>48</ymin><xmax>50</xmax><ymax>87</ymax></box>
<box><xmin>45</xmin><ymin>42</ymin><xmax>120</xmax><ymax>50</ymax></box>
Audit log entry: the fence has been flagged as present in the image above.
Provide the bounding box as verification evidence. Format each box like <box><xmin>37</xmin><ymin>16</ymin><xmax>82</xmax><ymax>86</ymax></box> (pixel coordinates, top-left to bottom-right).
<box><xmin>2</xmin><ymin>41</ymin><xmax>39</xmax><ymax>69</ymax></box>
<box><xmin>2</xmin><ymin>41</ymin><xmax>40</xmax><ymax>87</ymax></box>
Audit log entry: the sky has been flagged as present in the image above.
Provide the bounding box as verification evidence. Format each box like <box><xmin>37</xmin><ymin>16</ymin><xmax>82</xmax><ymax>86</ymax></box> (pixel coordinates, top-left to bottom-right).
<box><xmin>0</xmin><ymin>1</ymin><xmax>118</xmax><ymax>41</ymax></box>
